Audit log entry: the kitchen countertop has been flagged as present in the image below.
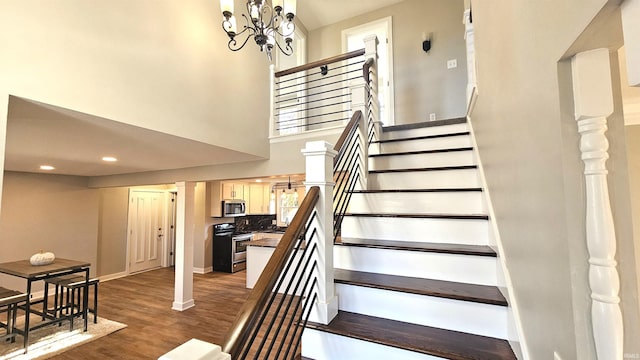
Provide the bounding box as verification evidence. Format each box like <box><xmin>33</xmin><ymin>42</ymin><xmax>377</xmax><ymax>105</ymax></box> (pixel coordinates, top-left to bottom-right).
<box><xmin>247</xmin><ymin>238</ymin><xmax>281</xmax><ymax>248</ymax></box>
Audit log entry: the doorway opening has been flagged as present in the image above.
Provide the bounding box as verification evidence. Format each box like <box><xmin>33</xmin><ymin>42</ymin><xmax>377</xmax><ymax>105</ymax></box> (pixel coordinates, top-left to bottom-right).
<box><xmin>126</xmin><ymin>189</ymin><xmax>172</xmax><ymax>274</ymax></box>
<box><xmin>342</xmin><ymin>16</ymin><xmax>395</xmax><ymax>126</ymax></box>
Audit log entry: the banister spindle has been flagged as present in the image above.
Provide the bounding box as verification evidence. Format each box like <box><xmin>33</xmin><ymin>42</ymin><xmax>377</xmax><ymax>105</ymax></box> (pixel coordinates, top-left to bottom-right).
<box><xmin>571</xmin><ymin>47</ymin><xmax>623</xmax><ymax>360</ymax></box>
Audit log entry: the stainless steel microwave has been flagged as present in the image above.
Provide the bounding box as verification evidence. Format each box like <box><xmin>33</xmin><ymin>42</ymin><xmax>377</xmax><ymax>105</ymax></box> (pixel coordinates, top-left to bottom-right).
<box><xmin>222</xmin><ymin>199</ymin><xmax>246</xmax><ymax>217</ymax></box>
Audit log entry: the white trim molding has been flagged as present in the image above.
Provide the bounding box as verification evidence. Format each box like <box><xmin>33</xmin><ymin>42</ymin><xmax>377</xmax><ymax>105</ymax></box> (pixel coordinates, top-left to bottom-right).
<box><xmin>571</xmin><ymin>48</ymin><xmax>623</xmax><ymax>360</ymax></box>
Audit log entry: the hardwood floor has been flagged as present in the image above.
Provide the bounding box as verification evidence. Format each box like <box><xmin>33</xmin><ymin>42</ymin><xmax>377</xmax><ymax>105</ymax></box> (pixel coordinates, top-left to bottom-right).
<box><xmin>50</xmin><ymin>267</ymin><xmax>251</xmax><ymax>359</ymax></box>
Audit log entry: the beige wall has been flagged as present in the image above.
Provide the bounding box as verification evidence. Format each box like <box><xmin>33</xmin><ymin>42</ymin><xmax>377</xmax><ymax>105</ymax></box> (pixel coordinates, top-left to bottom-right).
<box><xmin>0</xmin><ymin>172</ymin><xmax>99</xmax><ymax>291</ymax></box>
<box><xmin>97</xmin><ymin>187</ymin><xmax>129</xmax><ymax>276</ymax></box>
<box><xmin>471</xmin><ymin>0</ymin><xmax>639</xmax><ymax>358</ymax></box>
<box><xmin>625</xmin><ymin>125</ymin><xmax>640</xmax><ymax>319</ymax></box>
<box><xmin>307</xmin><ymin>0</ymin><xmax>468</xmax><ymax>124</ymax></box>
<box><xmin>0</xmin><ymin>0</ymin><xmax>271</xmax><ymax>159</ymax></box>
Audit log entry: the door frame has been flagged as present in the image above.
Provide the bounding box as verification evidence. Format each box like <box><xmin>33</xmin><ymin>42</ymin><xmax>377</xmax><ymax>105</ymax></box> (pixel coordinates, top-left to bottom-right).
<box><xmin>342</xmin><ymin>16</ymin><xmax>395</xmax><ymax>126</ymax></box>
<box><xmin>125</xmin><ymin>188</ymin><xmax>172</xmax><ymax>274</ymax></box>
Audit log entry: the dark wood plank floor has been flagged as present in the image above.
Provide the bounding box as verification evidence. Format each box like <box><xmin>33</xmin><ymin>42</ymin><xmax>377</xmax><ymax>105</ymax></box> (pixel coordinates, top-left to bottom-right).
<box><xmin>50</xmin><ymin>267</ymin><xmax>251</xmax><ymax>360</ymax></box>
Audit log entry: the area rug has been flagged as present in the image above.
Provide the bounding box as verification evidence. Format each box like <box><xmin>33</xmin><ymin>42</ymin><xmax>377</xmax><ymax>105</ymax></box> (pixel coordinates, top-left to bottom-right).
<box><xmin>1</xmin><ymin>315</ymin><xmax>127</xmax><ymax>360</ymax></box>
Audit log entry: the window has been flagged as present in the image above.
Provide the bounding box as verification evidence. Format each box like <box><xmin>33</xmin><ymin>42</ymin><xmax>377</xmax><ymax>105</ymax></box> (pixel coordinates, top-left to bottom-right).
<box><xmin>278</xmin><ymin>191</ymin><xmax>299</xmax><ymax>227</ymax></box>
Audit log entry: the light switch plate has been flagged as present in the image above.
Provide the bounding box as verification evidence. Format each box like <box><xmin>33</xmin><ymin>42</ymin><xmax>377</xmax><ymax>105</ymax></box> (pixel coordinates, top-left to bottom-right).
<box><xmin>447</xmin><ymin>59</ymin><xmax>457</xmax><ymax>69</ymax></box>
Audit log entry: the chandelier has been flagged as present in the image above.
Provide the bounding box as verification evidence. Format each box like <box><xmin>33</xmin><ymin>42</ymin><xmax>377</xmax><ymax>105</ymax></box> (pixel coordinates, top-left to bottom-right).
<box><xmin>219</xmin><ymin>0</ymin><xmax>297</xmax><ymax>61</ymax></box>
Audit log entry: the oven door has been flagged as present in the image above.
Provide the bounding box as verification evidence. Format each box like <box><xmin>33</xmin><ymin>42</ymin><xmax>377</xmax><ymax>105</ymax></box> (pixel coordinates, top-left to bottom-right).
<box><xmin>232</xmin><ymin>234</ymin><xmax>252</xmax><ymax>262</ymax></box>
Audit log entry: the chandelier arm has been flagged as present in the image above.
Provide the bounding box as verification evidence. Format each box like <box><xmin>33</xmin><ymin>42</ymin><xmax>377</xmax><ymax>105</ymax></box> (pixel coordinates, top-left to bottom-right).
<box><xmin>273</xmin><ymin>38</ymin><xmax>294</xmax><ymax>56</ymax></box>
<box><xmin>228</xmin><ymin>33</ymin><xmax>254</xmax><ymax>52</ymax></box>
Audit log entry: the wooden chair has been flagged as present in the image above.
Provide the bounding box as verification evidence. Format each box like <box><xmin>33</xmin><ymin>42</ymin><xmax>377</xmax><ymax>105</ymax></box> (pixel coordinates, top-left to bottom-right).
<box><xmin>43</xmin><ymin>275</ymin><xmax>99</xmax><ymax>325</ymax></box>
<box><xmin>0</xmin><ymin>286</ymin><xmax>28</xmax><ymax>344</ymax></box>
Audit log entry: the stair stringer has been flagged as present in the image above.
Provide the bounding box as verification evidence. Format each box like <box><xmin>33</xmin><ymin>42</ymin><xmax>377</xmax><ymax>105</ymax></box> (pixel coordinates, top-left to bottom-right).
<box><xmin>466</xmin><ymin>114</ymin><xmax>529</xmax><ymax>360</ymax></box>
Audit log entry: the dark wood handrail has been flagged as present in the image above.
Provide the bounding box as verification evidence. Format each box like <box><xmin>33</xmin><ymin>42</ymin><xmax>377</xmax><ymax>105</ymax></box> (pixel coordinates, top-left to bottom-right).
<box><xmin>333</xmin><ymin>111</ymin><xmax>362</xmax><ymax>166</ymax></box>
<box><xmin>275</xmin><ymin>49</ymin><xmax>366</xmax><ymax>78</ymax></box>
<box><xmin>222</xmin><ymin>186</ymin><xmax>321</xmax><ymax>357</ymax></box>
<box><xmin>363</xmin><ymin>58</ymin><xmax>375</xmax><ymax>84</ymax></box>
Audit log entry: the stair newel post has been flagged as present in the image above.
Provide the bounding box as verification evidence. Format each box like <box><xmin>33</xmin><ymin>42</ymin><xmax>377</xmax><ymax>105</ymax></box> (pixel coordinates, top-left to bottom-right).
<box><xmin>302</xmin><ymin>141</ymin><xmax>339</xmax><ymax>325</ymax></box>
<box><xmin>350</xmin><ymin>35</ymin><xmax>379</xmax><ymax>190</ymax></box>
<box><xmin>269</xmin><ymin>63</ymin><xmax>276</xmax><ymax>137</ymax></box>
<box><xmin>571</xmin><ymin>48</ymin><xmax>623</xmax><ymax>359</ymax></box>
<box><xmin>463</xmin><ymin>8</ymin><xmax>477</xmax><ymax>109</ymax></box>
<box><xmin>363</xmin><ymin>35</ymin><xmax>381</xmax><ymax>144</ymax></box>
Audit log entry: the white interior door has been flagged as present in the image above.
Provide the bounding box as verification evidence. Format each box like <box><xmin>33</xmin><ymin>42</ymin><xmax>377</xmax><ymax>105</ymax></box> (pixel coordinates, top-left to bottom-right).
<box><xmin>343</xmin><ymin>17</ymin><xmax>395</xmax><ymax>126</ymax></box>
<box><xmin>128</xmin><ymin>190</ymin><xmax>165</xmax><ymax>273</ymax></box>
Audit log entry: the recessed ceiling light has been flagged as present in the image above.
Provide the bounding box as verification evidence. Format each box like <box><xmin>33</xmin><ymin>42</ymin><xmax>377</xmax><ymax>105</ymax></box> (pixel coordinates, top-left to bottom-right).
<box><xmin>102</xmin><ymin>156</ymin><xmax>118</xmax><ymax>162</ymax></box>
<box><xmin>40</xmin><ymin>165</ymin><xmax>55</xmax><ymax>171</ymax></box>
<box><xmin>256</xmin><ymin>179</ymin><xmax>262</xmax><ymax>182</ymax></box>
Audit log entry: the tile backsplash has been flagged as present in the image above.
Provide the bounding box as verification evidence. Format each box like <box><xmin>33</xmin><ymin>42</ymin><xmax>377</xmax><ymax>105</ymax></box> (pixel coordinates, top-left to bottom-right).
<box><xmin>235</xmin><ymin>214</ymin><xmax>277</xmax><ymax>232</ymax></box>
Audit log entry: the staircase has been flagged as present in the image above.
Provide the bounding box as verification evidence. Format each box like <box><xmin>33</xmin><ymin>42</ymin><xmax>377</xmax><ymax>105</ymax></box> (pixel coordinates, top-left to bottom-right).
<box><xmin>301</xmin><ymin>119</ymin><xmax>517</xmax><ymax>359</ymax></box>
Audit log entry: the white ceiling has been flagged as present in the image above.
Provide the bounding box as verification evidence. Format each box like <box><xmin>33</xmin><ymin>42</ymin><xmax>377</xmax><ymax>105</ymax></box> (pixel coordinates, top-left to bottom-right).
<box><xmin>297</xmin><ymin>0</ymin><xmax>405</xmax><ymax>30</ymax></box>
<box><xmin>5</xmin><ymin>97</ymin><xmax>261</xmax><ymax>177</ymax></box>
<box><xmin>3</xmin><ymin>0</ymin><xmax>405</xmax><ymax>179</ymax></box>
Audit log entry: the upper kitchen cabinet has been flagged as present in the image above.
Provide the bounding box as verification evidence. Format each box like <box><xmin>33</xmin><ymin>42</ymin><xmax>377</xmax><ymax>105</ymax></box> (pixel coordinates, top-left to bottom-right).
<box><xmin>222</xmin><ymin>182</ymin><xmax>245</xmax><ymax>200</ymax></box>
<box><xmin>248</xmin><ymin>183</ymin><xmax>274</xmax><ymax>215</ymax></box>
<box><xmin>210</xmin><ymin>181</ymin><xmax>275</xmax><ymax>217</ymax></box>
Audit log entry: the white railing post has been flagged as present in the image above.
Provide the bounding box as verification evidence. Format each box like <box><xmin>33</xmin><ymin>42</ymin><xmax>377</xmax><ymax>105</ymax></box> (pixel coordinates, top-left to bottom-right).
<box><xmin>301</xmin><ymin>141</ymin><xmax>338</xmax><ymax>325</ymax></box>
<box><xmin>363</xmin><ymin>35</ymin><xmax>381</xmax><ymax>144</ymax></box>
<box><xmin>349</xmin><ymin>35</ymin><xmax>379</xmax><ymax>190</ymax></box>
<box><xmin>464</xmin><ymin>8</ymin><xmax>477</xmax><ymax>109</ymax></box>
<box><xmin>571</xmin><ymin>48</ymin><xmax>623</xmax><ymax>360</ymax></box>
<box><xmin>269</xmin><ymin>64</ymin><xmax>277</xmax><ymax>137</ymax></box>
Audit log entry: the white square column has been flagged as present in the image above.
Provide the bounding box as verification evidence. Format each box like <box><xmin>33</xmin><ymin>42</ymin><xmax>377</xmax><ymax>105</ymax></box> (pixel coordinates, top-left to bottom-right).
<box><xmin>302</xmin><ymin>141</ymin><xmax>338</xmax><ymax>325</ymax></box>
<box><xmin>172</xmin><ymin>181</ymin><xmax>196</xmax><ymax>311</ymax></box>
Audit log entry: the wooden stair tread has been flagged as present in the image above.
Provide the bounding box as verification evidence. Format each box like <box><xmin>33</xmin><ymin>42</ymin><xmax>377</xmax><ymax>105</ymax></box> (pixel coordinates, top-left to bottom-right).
<box><xmin>350</xmin><ymin>188</ymin><xmax>483</xmax><ymax>193</ymax></box>
<box><xmin>372</xmin><ymin>131</ymin><xmax>471</xmax><ymax>144</ymax></box>
<box><xmin>369</xmin><ymin>147</ymin><xmax>473</xmax><ymax>157</ymax></box>
<box><xmin>344</xmin><ymin>213</ymin><xmax>489</xmax><ymax>220</ymax></box>
<box><xmin>382</xmin><ymin>118</ymin><xmax>467</xmax><ymax>132</ymax></box>
<box><xmin>370</xmin><ymin>165</ymin><xmax>477</xmax><ymax>174</ymax></box>
<box><xmin>334</xmin><ymin>269</ymin><xmax>507</xmax><ymax>306</ymax></box>
<box><xmin>336</xmin><ymin>237</ymin><xmax>496</xmax><ymax>257</ymax></box>
<box><xmin>306</xmin><ymin>311</ymin><xmax>516</xmax><ymax>360</ymax></box>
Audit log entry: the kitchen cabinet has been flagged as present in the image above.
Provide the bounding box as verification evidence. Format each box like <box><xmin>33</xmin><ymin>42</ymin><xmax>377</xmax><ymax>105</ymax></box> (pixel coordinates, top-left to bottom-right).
<box><xmin>248</xmin><ymin>183</ymin><xmax>273</xmax><ymax>214</ymax></box>
<box><xmin>210</xmin><ymin>181</ymin><xmax>247</xmax><ymax>217</ymax></box>
<box><xmin>222</xmin><ymin>182</ymin><xmax>245</xmax><ymax>200</ymax></box>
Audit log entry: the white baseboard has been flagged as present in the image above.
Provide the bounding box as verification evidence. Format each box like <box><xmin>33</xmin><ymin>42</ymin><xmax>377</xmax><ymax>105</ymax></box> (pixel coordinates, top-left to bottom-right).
<box><xmin>193</xmin><ymin>266</ymin><xmax>212</xmax><ymax>274</ymax></box>
<box><xmin>98</xmin><ymin>271</ymin><xmax>129</xmax><ymax>282</ymax></box>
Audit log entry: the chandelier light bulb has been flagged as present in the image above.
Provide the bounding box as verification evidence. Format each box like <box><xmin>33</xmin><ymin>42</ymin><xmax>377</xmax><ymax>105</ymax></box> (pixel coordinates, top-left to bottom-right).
<box><xmin>284</xmin><ymin>0</ymin><xmax>296</xmax><ymax>18</ymax></box>
<box><xmin>219</xmin><ymin>0</ymin><xmax>296</xmax><ymax>61</ymax></box>
<box><xmin>220</xmin><ymin>0</ymin><xmax>234</xmax><ymax>18</ymax></box>
<box><xmin>273</xmin><ymin>0</ymin><xmax>283</xmax><ymax>13</ymax></box>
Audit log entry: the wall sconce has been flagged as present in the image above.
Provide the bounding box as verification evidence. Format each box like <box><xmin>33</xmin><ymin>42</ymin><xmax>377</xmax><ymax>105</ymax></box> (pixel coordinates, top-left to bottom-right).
<box><xmin>422</xmin><ymin>32</ymin><xmax>433</xmax><ymax>53</ymax></box>
<box><xmin>422</xmin><ymin>39</ymin><xmax>431</xmax><ymax>53</ymax></box>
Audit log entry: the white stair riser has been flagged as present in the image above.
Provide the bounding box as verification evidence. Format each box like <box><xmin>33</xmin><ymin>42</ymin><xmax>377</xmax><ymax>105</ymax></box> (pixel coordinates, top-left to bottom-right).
<box><xmin>302</xmin><ymin>329</ymin><xmax>444</xmax><ymax>360</ymax></box>
<box><xmin>370</xmin><ymin>135</ymin><xmax>472</xmax><ymax>155</ymax></box>
<box><xmin>381</xmin><ymin>123</ymin><xmax>469</xmax><ymax>141</ymax></box>
<box><xmin>341</xmin><ymin>217</ymin><xmax>489</xmax><ymax>245</ymax></box>
<box><xmin>369</xmin><ymin>151</ymin><xmax>475</xmax><ymax>170</ymax></box>
<box><xmin>336</xmin><ymin>284</ymin><xmax>509</xmax><ymax>339</ymax></box>
<box><xmin>348</xmin><ymin>191</ymin><xmax>486</xmax><ymax>214</ymax></box>
<box><xmin>334</xmin><ymin>246</ymin><xmax>498</xmax><ymax>286</ymax></box>
<box><xmin>369</xmin><ymin>169</ymin><xmax>480</xmax><ymax>189</ymax></box>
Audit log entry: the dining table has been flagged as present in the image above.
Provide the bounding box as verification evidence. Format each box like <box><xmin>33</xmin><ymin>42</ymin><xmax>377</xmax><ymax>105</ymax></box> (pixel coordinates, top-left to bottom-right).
<box><xmin>0</xmin><ymin>257</ymin><xmax>91</xmax><ymax>352</ymax></box>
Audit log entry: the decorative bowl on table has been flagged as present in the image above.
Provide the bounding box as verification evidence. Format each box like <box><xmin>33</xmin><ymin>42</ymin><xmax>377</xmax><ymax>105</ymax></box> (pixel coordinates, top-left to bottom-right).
<box><xmin>30</xmin><ymin>251</ymin><xmax>55</xmax><ymax>266</ymax></box>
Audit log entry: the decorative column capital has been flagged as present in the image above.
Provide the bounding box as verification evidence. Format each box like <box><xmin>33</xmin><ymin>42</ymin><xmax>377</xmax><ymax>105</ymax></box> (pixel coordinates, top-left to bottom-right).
<box><xmin>571</xmin><ymin>48</ymin><xmax>614</xmax><ymax>121</ymax></box>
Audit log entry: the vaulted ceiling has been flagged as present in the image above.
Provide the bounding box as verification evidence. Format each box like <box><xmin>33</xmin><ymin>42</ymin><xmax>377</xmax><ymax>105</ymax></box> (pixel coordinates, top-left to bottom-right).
<box><xmin>3</xmin><ymin>0</ymin><xmax>406</xmax><ymax>178</ymax></box>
